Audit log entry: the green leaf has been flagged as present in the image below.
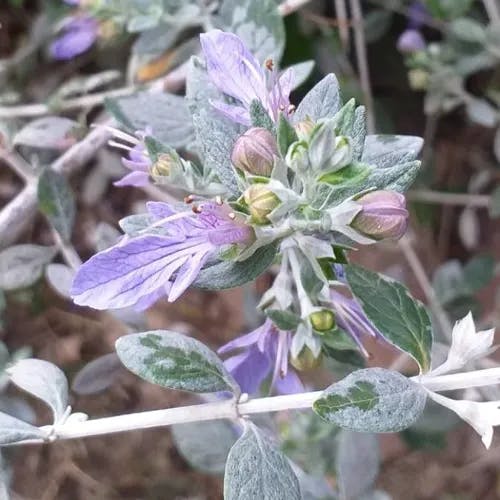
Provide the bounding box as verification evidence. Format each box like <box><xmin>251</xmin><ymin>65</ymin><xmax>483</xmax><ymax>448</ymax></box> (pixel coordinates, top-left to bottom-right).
<box><xmin>224</xmin><ymin>423</ymin><xmax>301</xmax><ymax>500</ymax></box>
<box><xmin>463</xmin><ymin>255</ymin><xmax>495</xmax><ymax>292</ymax></box>
<box><xmin>38</xmin><ymin>169</ymin><xmax>75</xmax><ymax>241</ymax></box>
<box><xmin>186</xmin><ymin>57</ymin><xmax>241</xmax><ymax>196</ymax></box>
<box><xmin>266</xmin><ymin>309</ymin><xmax>301</xmax><ymax>330</ymax></box>
<box><xmin>345</xmin><ymin>265</ymin><xmax>433</xmax><ymax>372</ymax></box>
<box><xmin>450</xmin><ymin>18</ymin><xmax>486</xmax><ymax>44</ymax></box>
<box><xmin>313</xmin><ymin>368</ymin><xmax>427</xmax><ymax>432</ymax></box>
<box><xmin>249</xmin><ymin>99</ymin><xmax>274</xmax><ymax>131</ymax></box>
<box><xmin>172</xmin><ymin>419</ymin><xmax>238</xmax><ymax>474</ymax></box>
<box><xmin>13</xmin><ymin>116</ymin><xmax>80</xmax><ymax>150</ymax></box>
<box><xmin>116</xmin><ymin>330</ymin><xmax>239</xmax><ymax>394</ymax></box>
<box><xmin>218</xmin><ymin>0</ymin><xmax>285</xmax><ymax>62</ymax></box>
<box><xmin>105</xmin><ymin>91</ymin><xmax>194</xmax><ymax>149</ymax></box>
<box><xmin>361</xmin><ymin>134</ymin><xmax>423</xmax><ymax>168</ymax></box>
<box><xmin>277</xmin><ymin>113</ymin><xmax>298</xmax><ymax>157</ymax></box>
<box><xmin>293</xmin><ymin>74</ymin><xmax>342</xmax><ymax>123</ymax></box>
<box><xmin>194</xmin><ymin>244</ymin><xmax>277</xmax><ymax>290</ymax></box>
<box><xmin>0</xmin><ymin>244</ymin><xmax>57</xmax><ymax>291</ymax></box>
<box><xmin>0</xmin><ymin>411</ymin><xmax>46</xmax><ymax>445</ymax></box>
<box><xmin>318</xmin><ymin>162</ymin><xmax>372</xmax><ymax>186</ymax></box>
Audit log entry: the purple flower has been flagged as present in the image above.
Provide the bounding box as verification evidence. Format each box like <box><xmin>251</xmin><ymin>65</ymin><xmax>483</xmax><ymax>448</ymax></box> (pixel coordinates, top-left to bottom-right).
<box><xmin>218</xmin><ymin>320</ymin><xmax>304</xmax><ymax>395</ymax></box>
<box><xmin>330</xmin><ymin>289</ymin><xmax>382</xmax><ymax>358</ymax></box>
<box><xmin>108</xmin><ymin>128</ymin><xmax>153</xmax><ymax>187</ymax></box>
<box><xmin>200</xmin><ymin>30</ymin><xmax>294</xmax><ymax>126</ymax></box>
<box><xmin>51</xmin><ymin>15</ymin><xmax>99</xmax><ymax>60</ymax></box>
<box><xmin>408</xmin><ymin>1</ymin><xmax>428</xmax><ymax>29</ymax></box>
<box><xmin>71</xmin><ymin>201</ymin><xmax>253</xmax><ymax>310</ymax></box>
<box><xmin>397</xmin><ymin>29</ymin><xmax>426</xmax><ymax>53</ymax></box>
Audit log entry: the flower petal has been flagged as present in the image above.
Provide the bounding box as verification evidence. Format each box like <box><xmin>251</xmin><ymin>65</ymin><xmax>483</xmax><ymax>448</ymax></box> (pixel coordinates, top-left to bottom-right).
<box><xmin>223</xmin><ymin>347</ymin><xmax>271</xmax><ymax>394</ymax></box>
<box><xmin>51</xmin><ymin>17</ymin><xmax>98</xmax><ymax>60</ymax></box>
<box><xmin>200</xmin><ymin>30</ymin><xmax>267</xmax><ymax>106</ymax></box>
<box><xmin>113</xmin><ymin>171</ymin><xmax>150</xmax><ymax>187</ymax></box>
<box><xmin>71</xmin><ymin>235</ymin><xmax>202</xmax><ymax>309</ymax></box>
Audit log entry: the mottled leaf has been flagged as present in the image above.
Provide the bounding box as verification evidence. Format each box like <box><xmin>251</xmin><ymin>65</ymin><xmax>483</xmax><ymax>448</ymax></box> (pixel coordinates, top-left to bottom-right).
<box><xmin>313</xmin><ymin>368</ymin><xmax>427</xmax><ymax>432</ymax></box>
<box><xmin>116</xmin><ymin>330</ymin><xmax>239</xmax><ymax>394</ymax></box>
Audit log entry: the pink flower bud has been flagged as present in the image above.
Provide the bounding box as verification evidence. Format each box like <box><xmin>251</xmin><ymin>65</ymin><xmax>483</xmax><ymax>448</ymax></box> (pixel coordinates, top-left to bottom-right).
<box><xmin>231</xmin><ymin>127</ymin><xmax>278</xmax><ymax>176</ymax></box>
<box><xmin>352</xmin><ymin>191</ymin><xmax>409</xmax><ymax>240</ymax></box>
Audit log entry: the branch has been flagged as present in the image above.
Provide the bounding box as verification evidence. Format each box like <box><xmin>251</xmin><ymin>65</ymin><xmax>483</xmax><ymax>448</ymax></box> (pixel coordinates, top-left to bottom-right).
<box><xmin>13</xmin><ymin>391</ymin><xmax>321</xmax><ymax>445</ymax></box>
<box><xmin>350</xmin><ymin>0</ymin><xmax>376</xmax><ymax>134</ymax></box>
<box><xmin>277</xmin><ymin>0</ymin><xmax>312</xmax><ymax>16</ymax></box>
<box><xmin>407</xmin><ymin>190</ymin><xmax>491</xmax><ymax>208</ymax></box>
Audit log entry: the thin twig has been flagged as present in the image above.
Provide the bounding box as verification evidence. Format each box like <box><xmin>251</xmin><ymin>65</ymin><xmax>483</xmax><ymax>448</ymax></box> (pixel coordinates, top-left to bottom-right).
<box><xmin>334</xmin><ymin>0</ymin><xmax>350</xmax><ymax>50</ymax></box>
<box><xmin>350</xmin><ymin>0</ymin><xmax>376</xmax><ymax>133</ymax></box>
<box><xmin>483</xmin><ymin>0</ymin><xmax>500</xmax><ymax>23</ymax></box>
<box><xmin>398</xmin><ymin>235</ymin><xmax>453</xmax><ymax>338</ymax></box>
<box><xmin>0</xmin><ymin>149</ymin><xmax>35</xmax><ymax>182</ymax></box>
<box><xmin>51</xmin><ymin>229</ymin><xmax>82</xmax><ymax>271</ymax></box>
<box><xmin>407</xmin><ymin>190</ymin><xmax>491</xmax><ymax>208</ymax></box>
<box><xmin>277</xmin><ymin>0</ymin><xmax>312</xmax><ymax>16</ymax></box>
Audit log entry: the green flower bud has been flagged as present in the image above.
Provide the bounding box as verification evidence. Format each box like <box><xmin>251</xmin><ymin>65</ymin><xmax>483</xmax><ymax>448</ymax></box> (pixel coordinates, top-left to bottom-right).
<box><xmin>408</xmin><ymin>69</ymin><xmax>429</xmax><ymax>91</ymax></box>
<box><xmin>294</xmin><ymin>118</ymin><xmax>315</xmax><ymax>141</ymax></box>
<box><xmin>290</xmin><ymin>347</ymin><xmax>323</xmax><ymax>371</ymax></box>
<box><xmin>231</xmin><ymin>127</ymin><xmax>278</xmax><ymax>176</ymax></box>
<box><xmin>309</xmin><ymin>310</ymin><xmax>336</xmax><ymax>332</ymax></box>
<box><xmin>243</xmin><ymin>184</ymin><xmax>280</xmax><ymax>224</ymax></box>
<box><xmin>150</xmin><ymin>153</ymin><xmax>175</xmax><ymax>177</ymax></box>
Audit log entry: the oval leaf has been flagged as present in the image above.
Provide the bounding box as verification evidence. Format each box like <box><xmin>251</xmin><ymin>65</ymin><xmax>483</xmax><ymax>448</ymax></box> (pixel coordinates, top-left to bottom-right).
<box><xmin>0</xmin><ymin>411</ymin><xmax>46</xmax><ymax>445</ymax></box>
<box><xmin>0</xmin><ymin>244</ymin><xmax>57</xmax><ymax>291</ymax></box>
<box><xmin>313</xmin><ymin>368</ymin><xmax>427</xmax><ymax>433</ymax></box>
<box><xmin>345</xmin><ymin>264</ymin><xmax>433</xmax><ymax>372</ymax></box>
<box><xmin>172</xmin><ymin>419</ymin><xmax>238</xmax><ymax>474</ymax></box>
<box><xmin>13</xmin><ymin>116</ymin><xmax>79</xmax><ymax>150</ymax></box>
<box><xmin>194</xmin><ymin>244</ymin><xmax>277</xmax><ymax>290</ymax></box>
<box><xmin>8</xmin><ymin>359</ymin><xmax>69</xmax><ymax>423</ymax></box>
<box><xmin>72</xmin><ymin>353</ymin><xmax>123</xmax><ymax>395</ymax></box>
<box><xmin>115</xmin><ymin>330</ymin><xmax>239</xmax><ymax>394</ymax></box>
<box><xmin>224</xmin><ymin>423</ymin><xmax>301</xmax><ymax>500</ymax></box>
<box><xmin>38</xmin><ymin>169</ymin><xmax>76</xmax><ymax>241</ymax></box>
<box><xmin>45</xmin><ymin>263</ymin><xmax>75</xmax><ymax>299</ymax></box>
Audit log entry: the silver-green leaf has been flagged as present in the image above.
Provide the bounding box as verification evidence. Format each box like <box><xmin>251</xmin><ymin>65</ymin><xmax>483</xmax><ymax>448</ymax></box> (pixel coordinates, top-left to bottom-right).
<box><xmin>313</xmin><ymin>368</ymin><xmax>427</xmax><ymax>432</ymax></box>
<box><xmin>38</xmin><ymin>169</ymin><xmax>76</xmax><ymax>241</ymax></box>
<box><xmin>115</xmin><ymin>330</ymin><xmax>239</xmax><ymax>394</ymax></box>
<box><xmin>224</xmin><ymin>423</ymin><xmax>301</xmax><ymax>500</ymax></box>
<box><xmin>345</xmin><ymin>264</ymin><xmax>433</xmax><ymax>372</ymax></box>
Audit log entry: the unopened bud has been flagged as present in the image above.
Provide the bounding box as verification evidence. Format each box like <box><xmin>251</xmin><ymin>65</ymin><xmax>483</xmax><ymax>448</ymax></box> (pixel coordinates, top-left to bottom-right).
<box><xmin>310</xmin><ymin>310</ymin><xmax>336</xmax><ymax>332</ymax></box>
<box><xmin>150</xmin><ymin>153</ymin><xmax>175</xmax><ymax>177</ymax></box>
<box><xmin>408</xmin><ymin>68</ymin><xmax>429</xmax><ymax>91</ymax></box>
<box><xmin>397</xmin><ymin>29</ymin><xmax>426</xmax><ymax>54</ymax></box>
<box><xmin>290</xmin><ymin>347</ymin><xmax>322</xmax><ymax>371</ymax></box>
<box><xmin>244</xmin><ymin>184</ymin><xmax>280</xmax><ymax>224</ymax></box>
<box><xmin>352</xmin><ymin>191</ymin><xmax>409</xmax><ymax>240</ymax></box>
<box><xmin>231</xmin><ymin>127</ymin><xmax>278</xmax><ymax>177</ymax></box>
<box><xmin>294</xmin><ymin>118</ymin><xmax>315</xmax><ymax>141</ymax></box>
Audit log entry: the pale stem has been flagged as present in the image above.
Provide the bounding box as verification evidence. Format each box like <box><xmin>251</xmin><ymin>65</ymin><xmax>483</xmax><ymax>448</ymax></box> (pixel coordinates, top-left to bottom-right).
<box><xmin>407</xmin><ymin>190</ymin><xmax>491</xmax><ymax>208</ymax></box>
<box><xmin>416</xmin><ymin>367</ymin><xmax>500</xmax><ymax>392</ymax></box>
<box><xmin>0</xmin><ymin>149</ymin><xmax>35</xmax><ymax>182</ymax></box>
<box><xmin>13</xmin><ymin>391</ymin><xmax>322</xmax><ymax>446</ymax></box>
<box><xmin>334</xmin><ymin>0</ymin><xmax>350</xmax><ymax>50</ymax></box>
<box><xmin>483</xmin><ymin>0</ymin><xmax>500</xmax><ymax>23</ymax></box>
<box><xmin>278</xmin><ymin>0</ymin><xmax>312</xmax><ymax>16</ymax></box>
<box><xmin>51</xmin><ymin>229</ymin><xmax>83</xmax><ymax>271</ymax></box>
<box><xmin>397</xmin><ymin>234</ymin><xmax>453</xmax><ymax>338</ymax></box>
<box><xmin>350</xmin><ymin>0</ymin><xmax>375</xmax><ymax>134</ymax></box>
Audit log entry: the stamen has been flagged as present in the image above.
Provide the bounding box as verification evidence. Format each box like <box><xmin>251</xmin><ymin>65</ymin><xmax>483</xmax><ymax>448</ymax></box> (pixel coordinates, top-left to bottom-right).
<box><xmin>265</xmin><ymin>59</ymin><xmax>274</xmax><ymax>71</ymax></box>
<box><xmin>228</xmin><ymin>212</ymin><xmax>236</xmax><ymax>220</ymax></box>
<box><xmin>192</xmin><ymin>205</ymin><xmax>202</xmax><ymax>214</ymax></box>
<box><xmin>184</xmin><ymin>194</ymin><xmax>195</xmax><ymax>204</ymax></box>
<box><xmin>108</xmin><ymin>140</ymin><xmax>134</xmax><ymax>153</ymax></box>
<box><xmin>288</xmin><ymin>104</ymin><xmax>296</xmax><ymax>114</ymax></box>
<box><xmin>215</xmin><ymin>195</ymin><xmax>223</xmax><ymax>206</ymax></box>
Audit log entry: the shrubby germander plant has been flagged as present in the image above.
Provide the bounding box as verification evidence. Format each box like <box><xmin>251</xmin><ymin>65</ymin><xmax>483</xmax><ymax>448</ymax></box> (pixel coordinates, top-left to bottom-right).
<box><xmin>0</xmin><ymin>1</ymin><xmax>498</xmax><ymax>498</ymax></box>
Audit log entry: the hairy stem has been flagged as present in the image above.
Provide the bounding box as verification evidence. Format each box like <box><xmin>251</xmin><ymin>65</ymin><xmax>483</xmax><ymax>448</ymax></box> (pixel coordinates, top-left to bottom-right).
<box><xmin>15</xmin><ymin>391</ymin><xmax>322</xmax><ymax>445</ymax></box>
<box><xmin>407</xmin><ymin>190</ymin><xmax>491</xmax><ymax>208</ymax></box>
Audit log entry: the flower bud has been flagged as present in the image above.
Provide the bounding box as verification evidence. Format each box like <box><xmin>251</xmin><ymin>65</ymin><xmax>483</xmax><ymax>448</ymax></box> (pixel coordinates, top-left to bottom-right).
<box><xmin>352</xmin><ymin>191</ymin><xmax>409</xmax><ymax>240</ymax></box>
<box><xmin>309</xmin><ymin>310</ymin><xmax>336</xmax><ymax>332</ymax></box>
<box><xmin>150</xmin><ymin>153</ymin><xmax>176</xmax><ymax>177</ymax></box>
<box><xmin>294</xmin><ymin>118</ymin><xmax>315</xmax><ymax>141</ymax></box>
<box><xmin>290</xmin><ymin>347</ymin><xmax>322</xmax><ymax>371</ymax></box>
<box><xmin>408</xmin><ymin>68</ymin><xmax>429</xmax><ymax>91</ymax></box>
<box><xmin>397</xmin><ymin>29</ymin><xmax>426</xmax><ymax>53</ymax></box>
<box><xmin>243</xmin><ymin>184</ymin><xmax>280</xmax><ymax>224</ymax></box>
<box><xmin>231</xmin><ymin>127</ymin><xmax>278</xmax><ymax>176</ymax></box>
